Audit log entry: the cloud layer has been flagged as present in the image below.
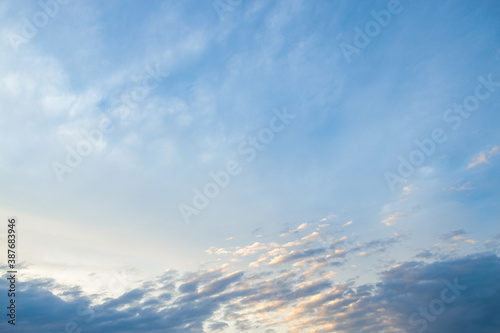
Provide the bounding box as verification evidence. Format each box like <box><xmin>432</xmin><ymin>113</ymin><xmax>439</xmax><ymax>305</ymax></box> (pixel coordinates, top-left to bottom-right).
<box><xmin>1</xmin><ymin>231</ymin><xmax>499</xmax><ymax>332</ymax></box>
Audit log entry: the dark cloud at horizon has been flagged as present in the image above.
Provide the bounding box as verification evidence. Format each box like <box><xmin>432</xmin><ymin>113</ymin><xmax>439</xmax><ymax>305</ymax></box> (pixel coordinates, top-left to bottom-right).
<box><xmin>1</xmin><ymin>253</ymin><xmax>499</xmax><ymax>332</ymax></box>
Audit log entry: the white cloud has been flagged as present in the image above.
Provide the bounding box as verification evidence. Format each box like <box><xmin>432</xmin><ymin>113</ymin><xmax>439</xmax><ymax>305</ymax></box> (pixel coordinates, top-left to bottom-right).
<box><xmin>342</xmin><ymin>221</ymin><xmax>352</xmax><ymax>227</ymax></box>
<box><xmin>468</xmin><ymin>146</ymin><xmax>500</xmax><ymax>169</ymax></box>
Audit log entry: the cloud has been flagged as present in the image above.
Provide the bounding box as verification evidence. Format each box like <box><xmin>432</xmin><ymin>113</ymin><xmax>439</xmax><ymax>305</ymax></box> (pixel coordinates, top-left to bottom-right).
<box><xmin>12</xmin><ymin>222</ymin><xmax>491</xmax><ymax>332</ymax></box>
<box><xmin>268</xmin><ymin>248</ymin><xmax>327</xmax><ymax>266</ymax></box>
<box><xmin>207</xmin><ymin>321</ymin><xmax>228</xmax><ymax>331</ymax></box>
<box><xmin>440</xmin><ymin>229</ymin><xmax>476</xmax><ymax>246</ymax></box>
<box><xmin>415</xmin><ymin>250</ymin><xmax>434</xmax><ymax>259</ymax></box>
<box><xmin>280</xmin><ymin>222</ymin><xmax>308</xmax><ymax>237</ymax></box>
<box><xmin>342</xmin><ymin>221</ymin><xmax>352</xmax><ymax>227</ymax></box>
<box><xmin>441</xmin><ymin>229</ymin><xmax>467</xmax><ymax>240</ymax></box>
<box><xmin>449</xmin><ymin>179</ymin><xmax>473</xmax><ymax>191</ymax></box>
<box><xmin>2</xmin><ymin>250</ymin><xmax>500</xmax><ymax>333</ymax></box>
<box><xmin>235</xmin><ymin>242</ymin><xmax>273</xmax><ymax>256</ymax></box>
<box><xmin>382</xmin><ymin>203</ymin><xmax>422</xmax><ymax>227</ymax></box>
<box><xmin>371</xmin><ymin>254</ymin><xmax>500</xmax><ymax>333</ymax></box>
<box><xmin>319</xmin><ymin>213</ymin><xmax>336</xmax><ymax>222</ymax></box>
<box><xmin>198</xmin><ymin>271</ymin><xmax>244</xmax><ymax>296</ymax></box>
<box><xmin>467</xmin><ymin>146</ymin><xmax>500</xmax><ymax>169</ymax></box>
<box><xmin>381</xmin><ymin>211</ymin><xmax>404</xmax><ymax>226</ymax></box>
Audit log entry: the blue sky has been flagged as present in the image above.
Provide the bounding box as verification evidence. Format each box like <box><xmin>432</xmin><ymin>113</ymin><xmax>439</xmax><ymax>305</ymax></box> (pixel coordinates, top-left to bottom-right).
<box><xmin>0</xmin><ymin>0</ymin><xmax>500</xmax><ymax>332</ymax></box>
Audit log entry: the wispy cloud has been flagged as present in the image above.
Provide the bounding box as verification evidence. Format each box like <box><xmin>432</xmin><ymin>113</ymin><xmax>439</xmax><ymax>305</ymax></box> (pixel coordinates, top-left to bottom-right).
<box><xmin>449</xmin><ymin>179</ymin><xmax>473</xmax><ymax>191</ymax></box>
<box><xmin>467</xmin><ymin>146</ymin><xmax>500</xmax><ymax>169</ymax></box>
<box><xmin>440</xmin><ymin>229</ymin><xmax>477</xmax><ymax>246</ymax></box>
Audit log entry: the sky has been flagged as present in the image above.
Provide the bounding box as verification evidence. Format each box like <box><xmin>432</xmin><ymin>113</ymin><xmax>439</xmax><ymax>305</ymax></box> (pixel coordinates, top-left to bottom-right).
<box><xmin>0</xmin><ymin>0</ymin><xmax>499</xmax><ymax>332</ymax></box>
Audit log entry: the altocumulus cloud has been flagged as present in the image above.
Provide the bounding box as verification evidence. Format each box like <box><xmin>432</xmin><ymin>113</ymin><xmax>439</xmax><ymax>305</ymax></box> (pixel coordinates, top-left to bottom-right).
<box><xmin>1</xmin><ymin>243</ymin><xmax>500</xmax><ymax>332</ymax></box>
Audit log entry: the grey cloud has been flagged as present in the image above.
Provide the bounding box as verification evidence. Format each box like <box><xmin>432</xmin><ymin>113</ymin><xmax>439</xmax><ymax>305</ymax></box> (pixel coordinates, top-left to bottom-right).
<box><xmin>2</xmin><ymin>253</ymin><xmax>500</xmax><ymax>332</ymax></box>
<box><xmin>441</xmin><ymin>229</ymin><xmax>467</xmax><ymax>241</ymax></box>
